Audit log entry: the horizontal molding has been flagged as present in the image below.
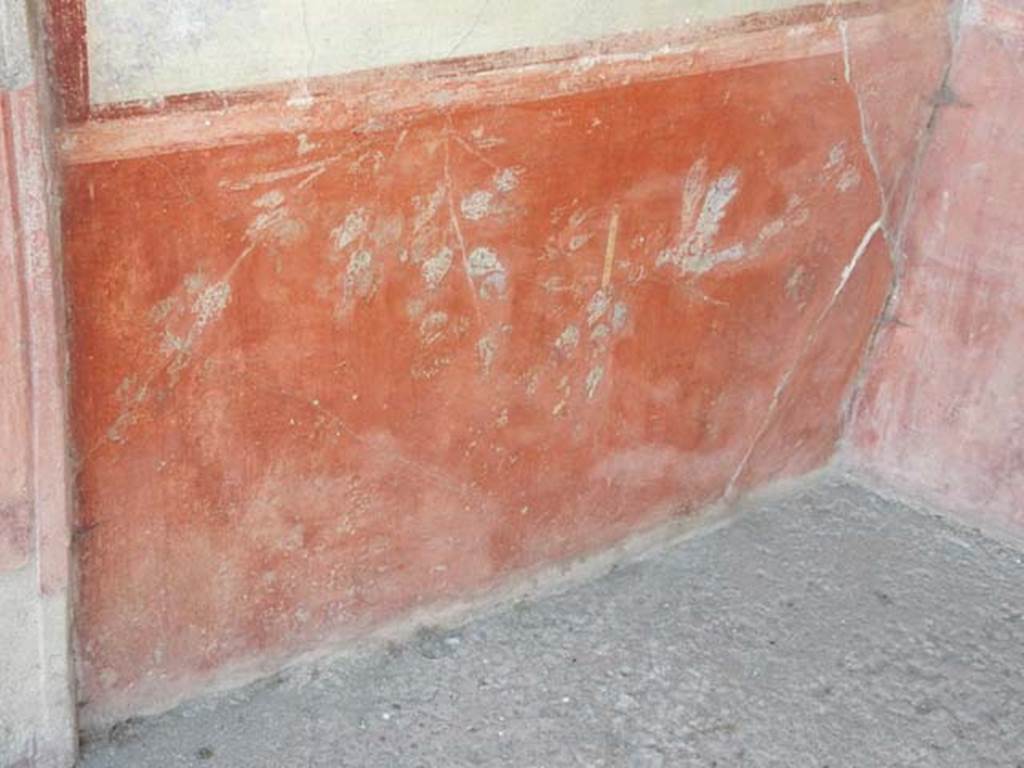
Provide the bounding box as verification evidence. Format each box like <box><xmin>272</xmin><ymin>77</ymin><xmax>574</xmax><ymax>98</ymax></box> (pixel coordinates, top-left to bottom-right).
<box><xmin>59</xmin><ymin>0</ymin><xmax>917</xmax><ymax>165</ymax></box>
<box><xmin>86</xmin><ymin>0</ymin><xmax>862</xmax><ymax>106</ymax></box>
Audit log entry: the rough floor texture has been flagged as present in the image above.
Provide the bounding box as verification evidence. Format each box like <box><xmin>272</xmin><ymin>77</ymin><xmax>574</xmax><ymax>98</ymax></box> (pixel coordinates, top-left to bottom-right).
<box><xmin>79</xmin><ymin>479</ymin><xmax>1024</xmax><ymax>767</ymax></box>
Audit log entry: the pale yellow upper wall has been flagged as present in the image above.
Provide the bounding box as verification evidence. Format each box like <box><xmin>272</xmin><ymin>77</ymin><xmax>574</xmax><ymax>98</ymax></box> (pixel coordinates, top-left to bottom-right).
<box><xmin>86</xmin><ymin>0</ymin><xmax>845</xmax><ymax>105</ymax></box>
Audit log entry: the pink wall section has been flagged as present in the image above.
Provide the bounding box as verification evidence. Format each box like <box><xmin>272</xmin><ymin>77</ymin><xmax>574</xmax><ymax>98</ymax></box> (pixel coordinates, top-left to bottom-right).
<box><xmin>0</xmin><ymin>83</ymin><xmax>72</xmax><ymax>596</ymax></box>
<box><xmin>852</xmin><ymin>0</ymin><xmax>1024</xmax><ymax>536</ymax></box>
<box><xmin>0</xmin><ymin>90</ymin><xmax>34</xmax><ymax>571</ymax></box>
<box><xmin>0</xmin><ymin>79</ymin><xmax>77</xmax><ymax>767</ymax></box>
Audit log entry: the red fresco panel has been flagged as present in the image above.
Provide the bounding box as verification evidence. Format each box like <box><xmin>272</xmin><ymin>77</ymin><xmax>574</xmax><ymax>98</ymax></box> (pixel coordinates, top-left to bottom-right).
<box><xmin>60</xmin><ymin>1</ymin><xmax>952</xmax><ymax>724</ymax></box>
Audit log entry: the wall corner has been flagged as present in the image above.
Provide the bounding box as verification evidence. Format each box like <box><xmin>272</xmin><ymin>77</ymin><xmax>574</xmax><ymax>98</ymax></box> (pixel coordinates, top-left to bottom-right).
<box><xmin>0</xmin><ymin>1</ymin><xmax>77</xmax><ymax>765</ymax></box>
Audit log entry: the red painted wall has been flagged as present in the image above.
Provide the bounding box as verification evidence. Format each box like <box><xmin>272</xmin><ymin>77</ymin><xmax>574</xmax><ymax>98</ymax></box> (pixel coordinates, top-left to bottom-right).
<box><xmin>59</xmin><ymin>1</ymin><xmax>953</xmax><ymax>725</ymax></box>
<box><xmin>852</xmin><ymin>0</ymin><xmax>1024</xmax><ymax>536</ymax></box>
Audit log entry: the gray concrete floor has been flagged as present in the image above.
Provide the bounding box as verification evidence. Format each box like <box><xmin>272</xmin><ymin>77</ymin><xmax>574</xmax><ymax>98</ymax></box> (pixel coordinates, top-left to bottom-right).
<box><xmin>79</xmin><ymin>479</ymin><xmax>1024</xmax><ymax>767</ymax></box>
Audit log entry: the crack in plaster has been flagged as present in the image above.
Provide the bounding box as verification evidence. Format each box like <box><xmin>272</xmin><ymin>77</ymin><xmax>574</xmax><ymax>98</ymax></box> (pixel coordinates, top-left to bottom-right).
<box><xmin>838</xmin><ymin>18</ymin><xmax>891</xmax><ymax>239</ymax></box>
<box><xmin>725</xmin><ymin>216</ymin><xmax>883</xmax><ymax>498</ymax></box>
<box><xmin>442</xmin><ymin>131</ymin><xmax>485</xmax><ymax>323</ymax></box>
<box><xmin>837</xmin><ymin>0</ymin><xmax>969</xmax><ymax>441</ymax></box>
<box><xmin>444</xmin><ymin>0</ymin><xmax>494</xmax><ymax>59</ymax></box>
<box><xmin>833</xmin><ymin>218</ymin><xmax>883</xmax><ymax>303</ymax></box>
<box><xmin>892</xmin><ymin>0</ymin><xmax>969</xmax><ymax>270</ymax></box>
<box><xmin>300</xmin><ymin>0</ymin><xmax>315</xmax><ymax>81</ymax></box>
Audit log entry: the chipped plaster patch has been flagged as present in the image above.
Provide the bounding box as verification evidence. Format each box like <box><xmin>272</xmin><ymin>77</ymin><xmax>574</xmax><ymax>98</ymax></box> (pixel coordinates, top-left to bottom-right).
<box><xmin>344</xmin><ymin>250</ymin><xmax>378</xmax><ymax>302</ymax></box>
<box><xmin>192</xmin><ymin>281</ymin><xmax>232</xmax><ymax>332</ymax></box>
<box><xmin>477</xmin><ymin>334</ymin><xmax>499</xmax><ymax>373</ymax></box>
<box><xmin>248</xmin><ymin>206</ymin><xmax>306</xmax><ymax>248</ymax></box>
<box><xmin>586</xmin><ymin>365</ymin><xmax>606</xmax><ymax>400</ymax></box>
<box><xmin>184</xmin><ymin>272</ymin><xmax>207</xmax><ymax>295</ymax></box>
<box><xmin>658</xmin><ymin>161</ymin><xmax>746</xmax><ymax>277</ymax></box>
<box><xmin>556</xmin><ymin>325</ymin><xmax>581</xmax><ymax>355</ymax></box>
<box><xmin>467</xmin><ymin>247</ymin><xmax>503</xmax><ymax>277</ymax></box>
<box><xmin>591</xmin><ymin>324</ymin><xmax>611</xmax><ymax>346</ymax></box>
<box><xmin>494</xmin><ymin>167</ymin><xmax>524</xmax><ymax>193</ymax></box>
<box><xmin>682</xmin><ymin>243</ymin><xmax>748</xmax><ymax>275</ymax></box>
<box><xmin>467</xmin><ymin>247</ymin><xmax>508</xmax><ymax>299</ymax></box>
<box><xmin>414</xmin><ymin>184</ymin><xmax>448</xmax><ymax>233</ymax></box>
<box><xmin>826</xmin><ymin>143</ymin><xmax>847</xmax><ymax>171</ymax></box>
<box><xmin>587</xmin><ymin>290</ymin><xmax>612</xmax><ymax>326</ymax></box>
<box><xmin>332</xmin><ymin>209</ymin><xmax>369</xmax><ymax>252</ymax></box>
<box><xmin>461</xmin><ymin>190</ymin><xmax>495</xmax><ymax>221</ymax></box>
<box><xmin>296</xmin><ymin>133</ymin><xmax>319</xmax><ymax>156</ymax></box>
<box><xmin>695</xmin><ymin>169</ymin><xmax>742</xmax><ymax>251</ymax></box>
<box><xmin>758</xmin><ymin>218</ymin><xmax>785</xmax><ymax>242</ymax></box>
<box><xmin>410</xmin><ymin>355</ymin><xmax>453</xmax><ymax>381</ymax></box>
<box><xmin>785</xmin><ymin>264</ymin><xmax>808</xmax><ymax>303</ymax></box>
<box><xmin>552</xmin><ymin>375</ymin><xmax>572</xmax><ymax>416</ymax></box>
<box><xmin>569</xmin><ymin>234</ymin><xmax>593</xmax><ymax>252</ymax></box>
<box><xmin>422</xmin><ymin>247</ymin><xmax>454</xmax><ymax>290</ymax></box>
<box><xmin>825</xmin><ymin>142</ymin><xmax>862</xmax><ymax>193</ymax></box>
<box><xmin>838</xmin><ymin>167</ymin><xmax>862</xmax><ymax>192</ymax></box>
<box><xmin>682</xmin><ymin>158</ymin><xmax>710</xmax><ymax>228</ymax></box>
<box><xmin>406</xmin><ymin>297</ymin><xmax>428</xmax><ymax>320</ymax></box>
<box><xmin>419</xmin><ymin>311</ymin><xmax>449</xmax><ymax>345</ymax></box>
<box><xmin>253</xmin><ymin>189</ymin><xmax>285</xmax><ymax>209</ymax></box>
<box><xmin>149</xmin><ymin>296</ymin><xmax>181</xmax><ymax>324</ymax></box>
<box><xmin>371</xmin><ymin>213</ymin><xmax>405</xmax><ymax>247</ymax></box>
<box><xmin>611</xmin><ymin>302</ymin><xmax>630</xmax><ymax>334</ymax></box>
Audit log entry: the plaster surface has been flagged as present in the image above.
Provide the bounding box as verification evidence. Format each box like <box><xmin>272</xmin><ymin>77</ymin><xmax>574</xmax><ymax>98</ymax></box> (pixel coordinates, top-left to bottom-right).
<box><xmin>78</xmin><ymin>478</ymin><xmax>1024</xmax><ymax>767</ymax></box>
<box><xmin>67</xmin><ymin>39</ymin><xmax>889</xmax><ymax>727</ymax></box>
<box><xmin>83</xmin><ymin>0</ymin><xmax>857</xmax><ymax>105</ymax></box>
<box><xmin>0</xmin><ymin>80</ymin><xmax>33</xmax><ymax>573</ymax></box>
<box><xmin>0</xmin><ymin>0</ymin><xmax>31</xmax><ymax>89</ymax></box>
<box><xmin>0</xmin><ymin>50</ymin><xmax>78</xmax><ymax>768</ymax></box>
<box><xmin>0</xmin><ymin>563</ymin><xmax>44</xmax><ymax>765</ymax></box>
<box><xmin>852</xmin><ymin>0</ymin><xmax>1024</xmax><ymax>536</ymax></box>
<box><xmin>62</xmin><ymin>2</ymin><xmax>954</xmax><ymax>726</ymax></box>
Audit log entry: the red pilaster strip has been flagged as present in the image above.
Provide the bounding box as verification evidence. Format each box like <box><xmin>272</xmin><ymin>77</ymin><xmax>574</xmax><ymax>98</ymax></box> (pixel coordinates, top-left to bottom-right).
<box><xmin>45</xmin><ymin>0</ymin><xmax>89</xmax><ymax>124</ymax></box>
